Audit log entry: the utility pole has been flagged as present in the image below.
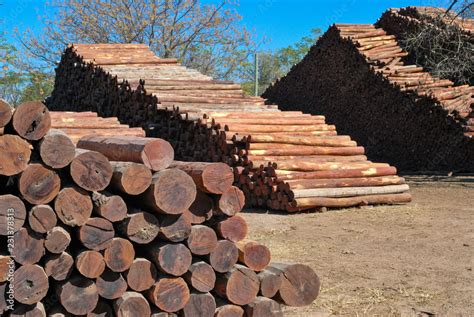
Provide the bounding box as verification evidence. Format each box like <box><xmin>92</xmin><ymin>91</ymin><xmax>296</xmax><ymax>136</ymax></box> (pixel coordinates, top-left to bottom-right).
<box><xmin>254</xmin><ymin>52</ymin><xmax>259</xmax><ymax>96</ymax></box>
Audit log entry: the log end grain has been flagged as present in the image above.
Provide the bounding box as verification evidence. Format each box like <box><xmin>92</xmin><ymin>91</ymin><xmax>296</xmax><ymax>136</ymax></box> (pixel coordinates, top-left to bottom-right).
<box><xmin>18</xmin><ymin>163</ymin><xmax>61</xmax><ymax>205</ymax></box>
<box><xmin>12</xmin><ymin>101</ymin><xmax>51</xmax><ymax>140</ymax></box>
<box><xmin>142</xmin><ymin>138</ymin><xmax>175</xmax><ymax>171</ymax></box>
<box><xmin>0</xmin><ymin>135</ymin><xmax>31</xmax><ymax>176</ymax></box>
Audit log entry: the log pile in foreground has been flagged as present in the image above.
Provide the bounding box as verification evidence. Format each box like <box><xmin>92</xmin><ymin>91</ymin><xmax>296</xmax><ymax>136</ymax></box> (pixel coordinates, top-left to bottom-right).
<box><xmin>47</xmin><ymin>44</ymin><xmax>410</xmax><ymax>211</ymax></box>
<box><xmin>0</xmin><ymin>100</ymin><xmax>320</xmax><ymax>316</ymax></box>
<box><xmin>263</xmin><ymin>23</ymin><xmax>474</xmax><ymax>173</ymax></box>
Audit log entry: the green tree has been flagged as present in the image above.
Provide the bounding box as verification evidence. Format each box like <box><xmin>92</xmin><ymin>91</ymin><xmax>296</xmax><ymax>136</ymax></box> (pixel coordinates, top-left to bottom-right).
<box><xmin>0</xmin><ymin>33</ymin><xmax>25</xmax><ymax>105</ymax></box>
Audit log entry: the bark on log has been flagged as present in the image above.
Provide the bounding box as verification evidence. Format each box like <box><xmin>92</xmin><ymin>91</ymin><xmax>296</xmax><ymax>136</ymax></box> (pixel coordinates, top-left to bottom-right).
<box><xmin>13</xmin><ymin>264</ymin><xmax>49</xmax><ymax>304</ymax></box>
<box><xmin>76</xmin><ymin>250</ymin><xmax>106</xmax><ymax>278</ymax></box>
<box><xmin>71</xmin><ymin>149</ymin><xmax>113</xmax><ymax>191</ymax></box>
<box><xmin>109</xmin><ymin>161</ymin><xmax>152</xmax><ymax>195</ymax></box>
<box><xmin>28</xmin><ymin>205</ymin><xmax>57</xmax><ymax>233</ymax></box>
<box><xmin>0</xmin><ymin>135</ymin><xmax>31</xmax><ymax>176</ymax></box>
<box><xmin>214</xmin><ymin>264</ymin><xmax>260</xmax><ymax>305</ymax></box>
<box><xmin>54</xmin><ymin>186</ymin><xmax>93</xmax><ymax>227</ymax></box>
<box><xmin>38</xmin><ymin>129</ymin><xmax>76</xmax><ymax>168</ymax></box>
<box><xmin>147</xmin><ymin>277</ymin><xmax>190</xmax><ymax>313</ymax></box>
<box><xmin>57</xmin><ymin>276</ymin><xmax>99</xmax><ymax>315</ymax></box>
<box><xmin>11</xmin><ymin>101</ymin><xmax>51</xmax><ymax>140</ymax></box>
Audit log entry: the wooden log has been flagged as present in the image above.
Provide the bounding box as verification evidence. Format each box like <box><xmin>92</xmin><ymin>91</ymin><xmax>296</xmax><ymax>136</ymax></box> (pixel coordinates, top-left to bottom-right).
<box><xmin>147</xmin><ymin>277</ymin><xmax>190</xmax><ymax>313</ymax></box>
<box><xmin>214</xmin><ymin>215</ymin><xmax>248</xmax><ymax>242</ymax></box>
<box><xmin>71</xmin><ymin>149</ymin><xmax>113</xmax><ymax>191</ymax></box>
<box><xmin>151</xmin><ymin>309</ymin><xmax>178</xmax><ymax>317</ymax></box>
<box><xmin>113</xmin><ymin>292</ymin><xmax>151</xmax><ymax>317</ymax></box>
<box><xmin>45</xmin><ymin>226</ymin><xmax>71</xmax><ymax>254</ymax></box>
<box><xmin>12</xmin><ymin>228</ymin><xmax>45</xmax><ymax>265</ymax></box>
<box><xmin>186</xmin><ymin>225</ymin><xmax>218</xmax><ymax>255</ymax></box>
<box><xmin>244</xmin><ymin>297</ymin><xmax>283</xmax><ymax>317</ymax></box>
<box><xmin>57</xmin><ymin>276</ymin><xmax>99</xmax><ymax>315</ymax></box>
<box><xmin>208</xmin><ymin>240</ymin><xmax>239</xmax><ymax>273</ymax></box>
<box><xmin>38</xmin><ymin>129</ymin><xmax>76</xmax><ymax>168</ymax></box>
<box><xmin>28</xmin><ymin>205</ymin><xmax>57</xmax><ymax>233</ymax></box>
<box><xmin>91</xmin><ymin>191</ymin><xmax>127</xmax><ymax>222</ymax></box>
<box><xmin>10</xmin><ymin>302</ymin><xmax>47</xmax><ymax>317</ymax></box>
<box><xmin>11</xmin><ymin>101</ymin><xmax>51</xmax><ymax>140</ymax></box>
<box><xmin>284</xmin><ymin>175</ymin><xmax>404</xmax><ymax>189</ymax></box>
<box><xmin>76</xmin><ymin>250</ymin><xmax>106</xmax><ymax>278</ymax></box>
<box><xmin>184</xmin><ymin>191</ymin><xmax>213</xmax><ymax>224</ymax></box>
<box><xmin>104</xmin><ymin>238</ymin><xmax>135</xmax><ymax>272</ymax></box>
<box><xmin>77</xmin><ymin>135</ymin><xmax>174</xmax><ymax>171</ymax></box>
<box><xmin>214</xmin><ymin>186</ymin><xmax>245</xmax><ymax>216</ymax></box>
<box><xmin>88</xmin><ymin>300</ymin><xmax>114</xmax><ymax>317</ymax></box>
<box><xmin>181</xmin><ymin>292</ymin><xmax>216</xmax><ymax>317</ymax></box>
<box><xmin>245</xmin><ymin>146</ymin><xmax>365</xmax><ymax>156</ymax></box>
<box><xmin>291</xmin><ymin>192</ymin><xmax>412</xmax><ymax>209</ymax></box>
<box><xmin>13</xmin><ymin>264</ymin><xmax>49</xmax><ymax>304</ymax></box>
<box><xmin>215</xmin><ymin>264</ymin><xmax>260</xmax><ymax>305</ymax></box>
<box><xmin>96</xmin><ymin>269</ymin><xmax>128</xmax><ymax>300</ymax></box>
<box><xmin>148</xmin><ymin>243</ymin><xmax>192</xmax><ymax>276</ymax></box>
<box><xmin>18</xmin><ymin>163</ymin><xmax>61</xmax><ymax>204</ymax></box>
<box><xmin>79</xmin><ymin>217</ymin><xmax>115</xmax><ymax>250</ymax></box>
<box><xmin>0</xmin><ymin>255</ymin><xmax>11</xmax><ymax>283</ymax></box>
<box><xmin>183</xmin><ymin>261</ymin><xmax>216</xmax><ymax>293</ymax></box>
<box><xmin>236</xmin><ymin>240</ymin><xmax>271</xmax><ymax>271</ymax></box>
<box><xmin>141</xmin><ymin>169</ymin><xmax>197</xmax><ymax>215</ymax></box>
<box><xmin>109</xmin><ymin>161</ymin><xmax>152</xmax><ymax>195</ymax></box>
<box><xmin>258</xmin><ymin>270</ymin><xmax>282</xmax><ymax>298</ymax></box>
<box><xmin>214</xmin><ymin>302</ymin><xmax>245</xmax><ymax>317</ymax></box>
<box><xmin>44</xmin><ymin>252</ymin><xmax>74</xmax><ymax>281</ymax></box>
<box><xmin>275</xmin><ymin>166</ymin><xmax>398</xmax><ymax>180</ymax></box>
<box><xmin>0</xmin><ymin>135</ymin><xmax>31</xmax><ymax>176</ymax></box>
<box><xmin>124</xmin><ymin>258</ymin><xmax>158</xmax><ymax>292</ymax></box>
<box><xmin>117</xmin><ymin>211</ymin><xmax>160</xmax><ymax>244</ymax></box>
<box><xmin>0</xmin><ymin>282</ymin><xmax>7</xmax><ymax>314</ymax></box>
<box><xmin>158</xmin><ymin>214</ymin><xmax>192</xmax><ymax>242</ymax></box>
<box><xmin>168</xmin><ymin>161</ymin><xmax>233</xmax><ymax>194</ymax></box>
<box><xmin>0</xmin><ymin>194</ymin><xmax>26</xmax><ymax>235</ymax></box>
<box><xmin>0</xmin><ymin>99</ymin><xmax>12</xmax><ymax>128</ymax></box>
<box><xmin>267</xmin><ymin>263</ymin><xmax>320</xmax><ymax>306</ymax></box>
<box><xmin>292</xmin><ymin>184</ymin><xmax>410</xmax><ymax>199</ymax></box>
<box><xmin>54</xmin><ymin>186</ymin><xmax>93</xmax><ymax>227</ymax></box>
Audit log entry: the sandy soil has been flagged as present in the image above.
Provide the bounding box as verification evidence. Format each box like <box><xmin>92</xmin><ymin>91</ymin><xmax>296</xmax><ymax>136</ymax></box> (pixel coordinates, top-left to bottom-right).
<box><xmin>242</xmin><ymin>177</ymin><xmax>473</xmax><ymax>316</ymax></box>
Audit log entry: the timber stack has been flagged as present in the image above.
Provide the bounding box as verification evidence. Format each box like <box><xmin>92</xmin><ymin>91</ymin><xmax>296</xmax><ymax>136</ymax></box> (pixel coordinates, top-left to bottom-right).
<box><xmin>47</xmin><ymin>44</ymin><xmax>410</xmax><ymax>211</ymax></box>
<box><xmin>263</xmin><ymin>13</ymin><xmax>474</xmax><ymax>173</ymax></box>
<box><xmin>0</xmin><ymin>100</ymin><xmax>320</xmax><ymax>316</ymax></box>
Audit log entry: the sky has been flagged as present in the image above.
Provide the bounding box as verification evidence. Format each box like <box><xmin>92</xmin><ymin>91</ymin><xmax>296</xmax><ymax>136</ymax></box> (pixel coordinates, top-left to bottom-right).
<box><xmin>1</xmin><ymin>0</ymin><xmax>450</xmax><ymax>51</ymax></box>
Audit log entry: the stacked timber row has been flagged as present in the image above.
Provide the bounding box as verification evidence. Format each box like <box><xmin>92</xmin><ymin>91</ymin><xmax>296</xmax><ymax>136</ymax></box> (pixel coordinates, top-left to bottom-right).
<box><xmin>47</xmin><ymin>44</ymin><xmax>410</xmax><ymax>211</ymax></box>
<box><xmin>0</xmin><ymin>100</ymin><xmax>321</xmax><ymax>316</ymax></box>
<box><xmin>263</xmin><ymin>23</ymin><xmax>474</xmax><ymax>172</ymax></box>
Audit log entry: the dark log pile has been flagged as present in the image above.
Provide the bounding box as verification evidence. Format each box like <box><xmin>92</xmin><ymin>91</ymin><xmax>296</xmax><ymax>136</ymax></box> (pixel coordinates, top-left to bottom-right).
<box><xmin>47</xmin><ymin>44</ymin><xmax>410</xmax><ymax>211</ymax></box>
<box><xmin>263</xmin><ymin>24</ymin><xmax>474</xmax><ymax>173</ymax></box>
<box><xmin>0</xmin><ymin>100</ymin><xmax>321</xmax><ymax>316</ymax></box>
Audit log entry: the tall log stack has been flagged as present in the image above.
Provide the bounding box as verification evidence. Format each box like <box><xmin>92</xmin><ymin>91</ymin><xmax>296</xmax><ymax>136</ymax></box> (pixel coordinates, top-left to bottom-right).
<box><xmin>47</xmin><ymin>44</ymin><xmax>410</xmax><ymax>211</ymax></box>
<box><xmin>263</xmin><ymin>14</ymin><xmax>474</xmax><ymax>173</ymax></box>
<box><xmin>0</xmin><ymin>100</ymin><xmax>321</xmax><ymax>316</ymax></box>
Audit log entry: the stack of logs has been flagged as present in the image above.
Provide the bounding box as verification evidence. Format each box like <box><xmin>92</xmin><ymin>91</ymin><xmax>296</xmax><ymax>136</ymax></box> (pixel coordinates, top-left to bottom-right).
<box><xmin>0</xmin><ymin>100</ymin><xmax>320</xmax><ymax>316</ymax></box>
<box><xmin>263</xmin><ymin>23</ymin><xmax>474</xmax><ymax>172</ymax></box>
<box><xmin>47</xmin><ymin>44</ymin><xmax>411</xmax><ymax>211</ymax></box>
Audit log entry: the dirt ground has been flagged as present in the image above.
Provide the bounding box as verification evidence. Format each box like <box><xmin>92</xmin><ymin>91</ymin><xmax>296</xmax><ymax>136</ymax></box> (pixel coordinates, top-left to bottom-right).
<box><xmin>242</xmin><ymin>176</ymin><xmax>473</xmax><ymax>316</ymax></box>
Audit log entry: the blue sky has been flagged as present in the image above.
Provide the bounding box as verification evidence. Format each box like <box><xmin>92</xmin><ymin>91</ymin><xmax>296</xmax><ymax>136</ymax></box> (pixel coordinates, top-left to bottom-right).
<box><xmin>1</xmin><ymin>0</ymin><xmax>449</xmax><ymax>51</ymax></box>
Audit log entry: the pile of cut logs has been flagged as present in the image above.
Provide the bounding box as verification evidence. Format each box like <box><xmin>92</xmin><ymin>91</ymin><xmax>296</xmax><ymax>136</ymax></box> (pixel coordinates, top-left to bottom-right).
<box><xmin>0</xmin><ymin>100</ymin><xmax>320</xmax><ymax>316</ymax></box>
<box><xmin>47</xmin><ymin>44</ymin><xmax>411</xmax><ymax>211</ymax></box>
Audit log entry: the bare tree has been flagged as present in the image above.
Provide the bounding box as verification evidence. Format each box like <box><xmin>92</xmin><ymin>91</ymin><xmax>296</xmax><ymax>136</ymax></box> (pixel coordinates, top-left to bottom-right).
<box><xmin>16</xmin><ymin>0</ymin><xmax>256</xmax><ymax>79</ymax></box>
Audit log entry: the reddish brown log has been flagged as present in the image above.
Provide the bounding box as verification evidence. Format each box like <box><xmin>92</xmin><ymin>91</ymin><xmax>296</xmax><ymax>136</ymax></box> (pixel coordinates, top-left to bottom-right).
<box><xmin>79</xmin><ymin>217</ymin><xmax>115</xmax><ymax>251</ymax></box>
<box><xmin>0</xmin><ymin>194</ymin><xmax>26</xmax><ymax>235</ymax></box>
<box><xmin>0</xmin><ymin>282</ymin><xmax>7</xmax><ymax>314</ymax></box>
<box><xmin>0</xmin><ymin>99</ymin><xmax>12</xmax><ymax>128</ymax></box>
<box><xmin>276</xmin><ymin>166</ymin><xmax>398</xmax><ymax>181</ymax></box>
<box><xmin>14</xmin><ymin>264</ymin><xmax>49</xmax><ymax>304</ymax></box>
<box><xmin>181</xmin><ymin>292</ymin><xmax>216</xmax><ymax>317</ymax></box>
<box><xmin>258</xmin><ymin>270</ymin><xmax>282</xmax><ymax>298</ymax></box>
<box><xmin>151</xmin><ymin>309</ymin><xmax>178</xmax><ymax>317</ymax></box>
<box><xmin>169</xmin><ymin>161</ymin><xmax>233</xmax><ymax>194</ymax></box>
<box><xmin>45</xmin><ymin>226</ymin><xmax>71</xmax><ymax>254</ymax></box>
<box><xmin>117</xmin><ymin>211</ymin><xmax>160</xmax><ymax>244</ymax></box>
<box><xmin>236</xmin><ymin>240</ymin><xmax>271</xmax><ymax>272</ymax></box>
<box><xmin>214</xmin><ymin>215</ymin><xmax>248</xmax><ymax>242</ymax></box>
<box><xmin>124</xmin><ymin>258</ymin><xmax>158</xmax><ymax>292</ymax></box>
<box><xmin>71</xmin><ymin>149</ymin><xmax>113</xmax><ymax>191</ymax></box>
<box><xmin>76</xmin><ymin>250</ymin><xmax>106</xmax><ymax>278</ymax></box>
<box><xmin>267</xmin><ymin>263</ymin><xmax>320</xmax><ymax>306</ymax></box>
<box><xmin>0</xmin><ymin>255</ymin><xmax>11</xmax><ymax>282</ymax></box>
<box><xmin>184</xmin><ymin>191</ymin><xmax>213</xmax><ymax>224</ymax></box>
<box><xmin>104</xmin><ymin>238</ymin><xmax>135</xmax><ymax>272</ymax></box>
<box><xmin>54</xmin><ymin>186</ymin><xmax>93</xmax><ymax>227</ymax></box>
<box><xmin>11</xmin><ymin>101</ymin><xmax>51</xmax><ymax>140</ymax></box>
<box><xmin>183</xmin><ymin>261</ymin><xmax>216</xmax><ymax>293</ymax></box>
<box><xmin>147</xmin><ymin>277</ymin><xmax>190</xmax><ymax>313</ymax></box>
<box><xmin>208</xmin><ymin>240</ymin><xmax>239</xmax><ymax>273</ymax></box>
<box><xmin>141</xmin><ymin>169</ymin><xmax>197</xmax><ymax>215</ymax></box>
<box><xmin>214</xmin><ymin>302</ymin><xmax>245</xmax><ymax>317</ymax></box>
<box><xmin>92</xmin><ymin>191</ymin><xmax>127</xmax><ymax>222</ymax></box>
<box><xmin>0</xmin><ymin>135</ymin><xmax>31</xmax><ymax>176</ymax></box>
<box><xmin>44</xmin><ymin>252</ymin><xmax>74</xmax><ymax>281</ymax></box>
<box><xmin>215</xmin><ymin>264</ymin><xmax>260</xmax><ymax>305</ymax></box>
<box><xmin>96</xmin><ymin>270</ymin><xmax>128</xmax><ymax>300</ymax></box>
<box><xmin>158</xmin><ymin>214</ymin><xmax>192</xmax><ymax>242</ymax></box>
<box><xmin>18</xmin><ymin>163</ymin><xmax>61</xmax><ymax>204</ymax></box>
<box><xmin>12</xmin><ymin>228</ymin><xmax>45</xmax><ymax>265</ymax></box>
<box><xmin>113</xmin><ymin>292</ymin><xmax>151</xmax><ymax>317</ymax></box>
<box><xmin>10</xmin><ymin>302</ymin><xmax>47</xmax><ymax>317</ymax></box>
<box><xmin>244</xmin><ymin>297</ymin><xmax>283</xmax><ymax>317</ymax></box>
<box><xmin>110</xmin><ymin>161</ymin><xmax>152</xmax><ymax>195</ymax></box>
<box><xmin>214</xmin><ymin>186</ymin><xmax>245</xmax><ymax>216</ymax></box>
<box><xmin>38</xmin><ymin>129</ymin><xmax>76</xmax><ymax>168</ymax></box>
<box><xmin>28</xmin><ymin>205</ymin><xmax>57</xmax><ymax>233</ymax></box>
<box><xmin>77</xmin><ymin>135</ymin><xmax>174</xmax><ymax>171</ymax></box>
<box><xmin>88</xmin><ymin>300</ymin><xmax>114</xmax><ymax>317</ymax></box>
<box><xmin>57</xmin><ymin>276</ymin><xmax>99</xmax><ymax>315</ymax></box>
<box><xmin>186</xmin><ymin>225</ymin><xmax>218</xmax><ymax>255</ymax></box>
<box><xmin>148</xmin><ymin>243</ymin><xmax>192</xmax><ymax>276</ymax></box>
